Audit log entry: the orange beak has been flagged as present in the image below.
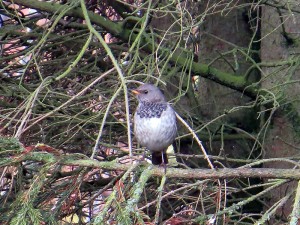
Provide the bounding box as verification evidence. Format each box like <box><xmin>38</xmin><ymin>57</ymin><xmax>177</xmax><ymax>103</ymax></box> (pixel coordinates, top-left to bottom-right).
<box><xmin>131</xmin><ymin>89</ymin><xmax>140</xmax><ymax>95</ymax></box>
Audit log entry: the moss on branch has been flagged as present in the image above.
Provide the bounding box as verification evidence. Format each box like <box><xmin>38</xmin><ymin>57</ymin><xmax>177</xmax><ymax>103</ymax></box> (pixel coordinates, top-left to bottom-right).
<box><xmin>2</xmin><ymin>151</ymin><xmax>300</xmax><ymax>179</ymax></box>
<box><xmin>12</xmin><ymin>0</ymin><xmax>257</xmax><ymax>97</ymax></box>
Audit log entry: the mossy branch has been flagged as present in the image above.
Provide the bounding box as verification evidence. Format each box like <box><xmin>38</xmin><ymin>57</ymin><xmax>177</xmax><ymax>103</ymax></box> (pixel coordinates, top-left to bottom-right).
<box><xmin>12</xmin><ymin>0</ymin><xmax>256</xmax><ymax>98</ymax></box>
<box><xmin>3</xmin><ymin>151</ymin><xmax>300</xmax><ymax>179</ymax></box>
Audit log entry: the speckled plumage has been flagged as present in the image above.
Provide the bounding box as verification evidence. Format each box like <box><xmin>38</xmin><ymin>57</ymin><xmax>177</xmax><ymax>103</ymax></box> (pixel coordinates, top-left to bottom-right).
<box><xmin>133</xmin><ymin>84</ymin><xmax>177</xmax><ymax>165</ymax></box>
<box><xmin>136</xmin><ymin>101</ymin><xmax>167</xmax><ymax>118</ymax></box>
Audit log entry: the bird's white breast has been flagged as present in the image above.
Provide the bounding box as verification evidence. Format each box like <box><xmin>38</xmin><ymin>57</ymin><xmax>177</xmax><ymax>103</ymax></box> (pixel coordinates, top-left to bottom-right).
<box><xmin>134</xmin><ymin>105</ymin><xmax>177</xmax><ymax>152</ymax></box>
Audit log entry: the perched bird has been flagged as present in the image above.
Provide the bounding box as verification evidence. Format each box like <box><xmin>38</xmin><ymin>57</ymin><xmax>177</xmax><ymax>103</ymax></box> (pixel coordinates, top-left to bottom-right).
<box><xmin>132</xmin><ymin>83</ymin><xmax>177</xmax><ymax>165</ymax></box>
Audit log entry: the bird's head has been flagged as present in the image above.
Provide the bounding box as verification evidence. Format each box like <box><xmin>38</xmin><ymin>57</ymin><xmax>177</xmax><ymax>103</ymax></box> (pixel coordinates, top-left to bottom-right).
<box><xmin>132</xmin><ymin>83</ymin><xmax>166</xmax><ymax>103</ymax></box>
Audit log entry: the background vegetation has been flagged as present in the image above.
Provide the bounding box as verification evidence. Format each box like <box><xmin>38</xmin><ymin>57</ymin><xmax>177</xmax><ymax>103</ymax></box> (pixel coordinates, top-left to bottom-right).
<box><xmin>0</xmin><ymin>0</ymin><xmax>300</xmax><ymax>224</ymax></box>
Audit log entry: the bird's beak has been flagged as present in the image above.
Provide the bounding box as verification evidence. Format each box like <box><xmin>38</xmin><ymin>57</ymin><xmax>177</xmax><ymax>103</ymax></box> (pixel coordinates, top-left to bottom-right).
<box><xmin>131</xmin><ymin>89</ymin><xmax>140</xmax><ymax>95</ymax></box>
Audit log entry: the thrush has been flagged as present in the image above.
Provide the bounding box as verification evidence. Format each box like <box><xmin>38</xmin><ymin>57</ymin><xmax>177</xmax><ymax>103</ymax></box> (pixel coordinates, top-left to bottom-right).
<box><xmin>132</xmin><ymin>83</ymin><xmax>177</xmax><ymax>165</ymax></box>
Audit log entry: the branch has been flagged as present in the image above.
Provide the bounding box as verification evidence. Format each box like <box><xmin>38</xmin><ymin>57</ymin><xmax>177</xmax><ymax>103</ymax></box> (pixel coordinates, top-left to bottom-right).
<box><xmin>11</xmin><ymin>0</ymin><xmax>257</xmax><ymax>98</ymax></box>
<box><xmin>5</xmin><ymin>152</ymin><xmax>300</xmax><ymax>179</ymax></box>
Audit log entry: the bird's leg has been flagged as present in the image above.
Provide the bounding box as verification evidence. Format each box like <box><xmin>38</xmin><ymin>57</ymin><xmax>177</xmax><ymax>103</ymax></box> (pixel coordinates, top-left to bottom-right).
<box><xmin>161</xmin><ymin>153</ymin><xmax>167</xmax><ymax>174</ymax></box>
<box><xmin>137</xmin><ymin>148</ymin><xmax>153</xmax><ymax>164</ymax></box>
<box><xmin>141</xmin><ymin>149</ymin><xmax>146</xmax><ymax>161</ymax></box>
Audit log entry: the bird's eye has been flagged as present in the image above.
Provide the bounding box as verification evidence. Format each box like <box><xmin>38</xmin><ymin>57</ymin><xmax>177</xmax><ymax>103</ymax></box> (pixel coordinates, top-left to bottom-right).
<box><xmin>143</xmin><ymin>90</ymin><xmax>148</xmax><ymax>94</ymax></box>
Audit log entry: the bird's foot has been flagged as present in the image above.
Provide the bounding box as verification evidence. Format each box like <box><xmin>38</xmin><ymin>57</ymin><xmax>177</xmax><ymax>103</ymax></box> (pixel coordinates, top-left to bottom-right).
<box><xmin>158</xmin><ymin>162</ymin><xmax>167</xmax><ymax>174</ymax></box>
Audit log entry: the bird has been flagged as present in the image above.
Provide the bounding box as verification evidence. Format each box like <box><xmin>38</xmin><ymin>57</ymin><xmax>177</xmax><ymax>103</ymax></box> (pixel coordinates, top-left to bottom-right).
<box><xmin>132</xmin><ymin>83</ymin><xmax>177</xmax><ymax>165</ymax></box>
